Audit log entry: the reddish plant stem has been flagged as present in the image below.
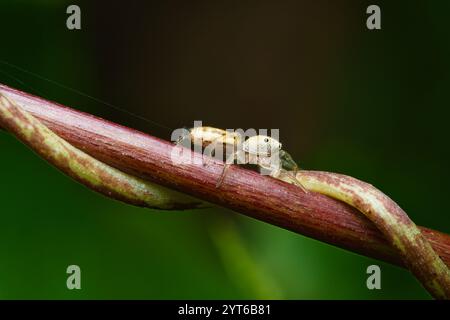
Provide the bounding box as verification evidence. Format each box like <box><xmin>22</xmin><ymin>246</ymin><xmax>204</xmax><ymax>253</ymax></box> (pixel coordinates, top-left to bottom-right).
<box><xmin>0</xmin><ymin>93</ymin><xmax>206</xmax><ymax>211</ymax></box>
<box><xmin>1</xmin><ymin>84</ymin><xmax>449</xmax><ymax>270</ymax></box>
<box><xmin>292</xmin><ymin>171</ymin><xmax>450</xmax><ymax>298</ymax></box>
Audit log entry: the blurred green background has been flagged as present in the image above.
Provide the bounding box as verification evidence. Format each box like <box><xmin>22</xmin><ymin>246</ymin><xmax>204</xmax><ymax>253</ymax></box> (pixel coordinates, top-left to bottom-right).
<box><xmin>0</xmin><ymin>0</ymin><xmax>449</xmax><ymax>299</ymax></box>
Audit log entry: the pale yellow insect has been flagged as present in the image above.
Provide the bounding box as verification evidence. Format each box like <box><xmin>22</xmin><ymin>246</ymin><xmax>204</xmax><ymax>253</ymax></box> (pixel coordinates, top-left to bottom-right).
<box><xmin>217</xmin><ymin>135</ymin><xmax>307</xmax><ymax>192</ymax></box>
<box><xmin>176</xmin><ymin>126</ymin><xmax>241</xmax><ymax>149</ymax></box>
<box><xmin>176</xmin><ymin>126</ymin><xmax>306</xmax><ymax>191</ymax></box>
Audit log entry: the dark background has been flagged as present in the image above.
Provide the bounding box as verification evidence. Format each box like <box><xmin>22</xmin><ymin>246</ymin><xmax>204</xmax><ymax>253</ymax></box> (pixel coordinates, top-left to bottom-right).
<box><xmin>0</xmin><ymin>1</ymin><xmax>448</xmax><ymax>299</ymax></box>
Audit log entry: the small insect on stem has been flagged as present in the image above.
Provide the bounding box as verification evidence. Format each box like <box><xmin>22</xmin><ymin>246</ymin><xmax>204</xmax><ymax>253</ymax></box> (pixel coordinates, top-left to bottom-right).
<box><xmin>175</xmin><ymin>126</ymin><xmax>307</xmax><ymax>192</ymax></box>
<box><xmin>176</xmin><ymin>126</ymin><xmax>240</xmax><ymax>148</ymax></box>
<box><xmin>176</xmin><ymin>126</ymin><xmax>241</xmax><ymax>165</ymax></box>
<box><xmin>216</xmin><ymin>135</ymin><xmax>308</xmax><ymax>192</ymax></box>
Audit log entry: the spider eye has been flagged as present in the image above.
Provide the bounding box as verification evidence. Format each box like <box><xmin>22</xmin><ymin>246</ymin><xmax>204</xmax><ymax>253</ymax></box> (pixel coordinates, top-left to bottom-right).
<box><xmin>264</xmin><ymin>137</ymin><xmax>269</xmax><ymax>143</ymax></box>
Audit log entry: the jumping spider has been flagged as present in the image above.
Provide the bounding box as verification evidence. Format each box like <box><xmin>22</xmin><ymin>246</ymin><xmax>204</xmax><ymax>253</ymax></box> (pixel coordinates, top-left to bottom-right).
<box><xmin>176</xmin><ymin>126</ymin><xmax>306</xmax><ymax>192</ymax></box>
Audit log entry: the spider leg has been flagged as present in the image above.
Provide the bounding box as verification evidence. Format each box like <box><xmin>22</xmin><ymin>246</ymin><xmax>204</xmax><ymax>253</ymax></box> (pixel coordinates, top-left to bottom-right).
<box><xmin>202</xmin><ymin>142</ymin><xmax>215</xmax><ymax>167</ymax></box>
<box><xmin>271</xmin><ymin>167</ymin><xmax>308</xmax><ymax>193</ymax></box>
<box><xmin>216</xmin><ymin>151</ymin><xmax>240</xmax><ymax>188</ymax></box>
<box><xmin>269</xmin><ymin>167</ymin><xmax>282</xmax><ymax>179</ymax></box>
<box><xmin>175</xmin><ymin>134</ymin><xmax>187</xmax><ymax>146</ymax></box>
<box><xmin>203</xmin><ymin>137</ymin><xmax>226</xmax><ymax>167</ymax></box>
<box><xmin>289</xmin><ymin>169</ymin><xmax>308</xmax><ymax>193</ymax></box>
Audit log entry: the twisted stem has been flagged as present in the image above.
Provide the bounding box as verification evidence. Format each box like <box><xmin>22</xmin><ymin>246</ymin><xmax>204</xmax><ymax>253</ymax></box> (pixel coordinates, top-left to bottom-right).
<box><xmin>1</xmin><ymin>84</ymin><xmax>450</xmax><ymax>298</ymax></box>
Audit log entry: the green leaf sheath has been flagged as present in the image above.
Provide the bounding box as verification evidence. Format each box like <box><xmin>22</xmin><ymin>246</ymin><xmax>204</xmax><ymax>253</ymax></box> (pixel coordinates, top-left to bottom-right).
<box><xmin>0</xmin><ymin>93</ymin><xmax>206</xmax><ymax>210</ymax></box>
